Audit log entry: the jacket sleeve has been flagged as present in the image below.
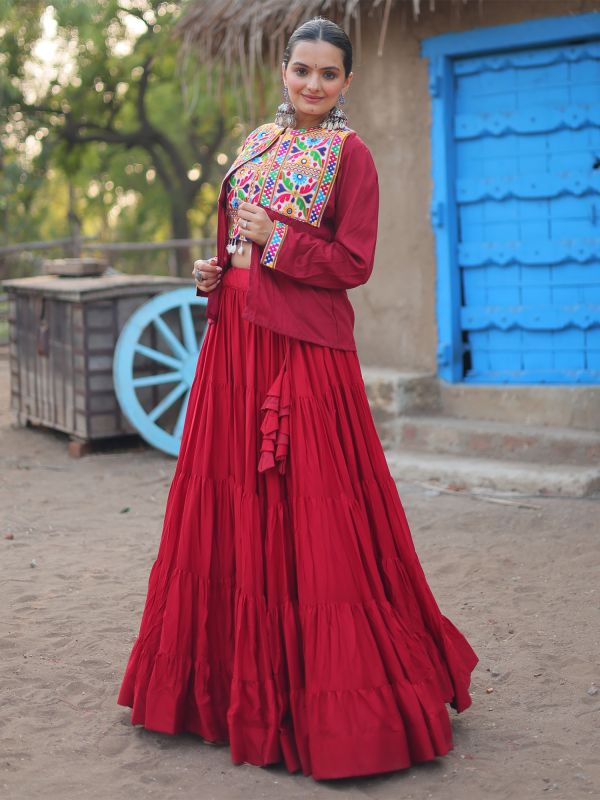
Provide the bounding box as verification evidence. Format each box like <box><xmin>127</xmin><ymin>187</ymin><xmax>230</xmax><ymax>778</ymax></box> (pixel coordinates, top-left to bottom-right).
<box><xmin>259</xmin><ymin>134</ymin><xmax>379</xmax><ymax>289</ymax></box>
<box><xmin>196</xmin><ymin>287</ymin><xmax>210</xmax><ymax>298</ymax></box>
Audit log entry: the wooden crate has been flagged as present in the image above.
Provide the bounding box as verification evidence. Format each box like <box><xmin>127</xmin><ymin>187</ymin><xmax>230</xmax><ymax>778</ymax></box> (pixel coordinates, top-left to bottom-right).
<box><xmin>4</xmin><ymin>273</ymin><xmax>190</xmax><ymax>442</ymax></box>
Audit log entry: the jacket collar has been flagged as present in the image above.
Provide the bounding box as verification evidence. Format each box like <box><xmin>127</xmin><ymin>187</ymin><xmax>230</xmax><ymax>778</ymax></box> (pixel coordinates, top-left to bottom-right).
<box><xmin>221</xmin><ymin>123</ymin><xmax>284</xmax><ymax>187</ymax></box>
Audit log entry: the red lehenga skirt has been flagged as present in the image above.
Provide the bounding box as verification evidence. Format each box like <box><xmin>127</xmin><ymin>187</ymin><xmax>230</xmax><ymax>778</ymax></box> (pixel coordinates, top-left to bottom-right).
<box><xmin>117</xmin><ymin>266</ymin><xmax>478</xmax><ymax>780</ymax></box>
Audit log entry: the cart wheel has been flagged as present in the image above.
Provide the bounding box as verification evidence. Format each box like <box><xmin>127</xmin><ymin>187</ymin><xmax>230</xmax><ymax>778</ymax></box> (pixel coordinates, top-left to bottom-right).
<box><xmin>113</xmin><ymin>288</ymin><xmax>208</xmax><ymax>456</ymax></box>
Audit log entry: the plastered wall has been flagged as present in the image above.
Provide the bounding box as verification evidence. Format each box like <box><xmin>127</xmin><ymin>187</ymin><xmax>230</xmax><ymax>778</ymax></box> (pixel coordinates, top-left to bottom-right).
<box><xmin>349</xmin><ymin>0</ymin><xmax>599</xmax><ymax>369</ymax></box>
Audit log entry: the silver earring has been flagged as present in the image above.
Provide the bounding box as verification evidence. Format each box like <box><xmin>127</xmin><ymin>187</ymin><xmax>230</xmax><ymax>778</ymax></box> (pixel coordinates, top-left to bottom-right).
<box><xmin>274</xmin><ymin>85</ymin><xmax>296</xmax><ymax>128</ymax></box>
<box><xmin>322</xmin><ymin>93</ymin><xmax>348</xmax><ymax>131</ymax></box>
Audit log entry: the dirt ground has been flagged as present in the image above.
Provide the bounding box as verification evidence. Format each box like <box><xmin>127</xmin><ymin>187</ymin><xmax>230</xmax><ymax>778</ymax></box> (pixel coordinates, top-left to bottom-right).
<box><xmin>1</xmin><ymin>352</ymin><xmax>599</xmax><ymax>800</ymax></box>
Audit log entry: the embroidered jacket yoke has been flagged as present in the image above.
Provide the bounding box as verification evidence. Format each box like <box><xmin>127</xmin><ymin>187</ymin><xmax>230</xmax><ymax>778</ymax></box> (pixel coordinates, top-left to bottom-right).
<box><xmin>196</xmin><ymin>122</ymin><xmax>380</xmax><ymax>351</ymax></box>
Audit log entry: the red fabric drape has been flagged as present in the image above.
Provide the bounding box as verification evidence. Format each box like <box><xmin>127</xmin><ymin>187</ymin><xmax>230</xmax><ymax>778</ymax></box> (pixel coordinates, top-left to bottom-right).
<box><xmin>117</xmin><ymin>267</ymin><xmax>478</xmax><ymax>781</ymax></box>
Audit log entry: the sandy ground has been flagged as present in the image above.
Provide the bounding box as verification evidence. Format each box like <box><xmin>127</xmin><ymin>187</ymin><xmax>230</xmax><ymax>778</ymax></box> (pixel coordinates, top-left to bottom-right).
<box><xmin>0</xmin><ymin>352</ymin><xmax>599</xmax><ymax>800</ymax></box>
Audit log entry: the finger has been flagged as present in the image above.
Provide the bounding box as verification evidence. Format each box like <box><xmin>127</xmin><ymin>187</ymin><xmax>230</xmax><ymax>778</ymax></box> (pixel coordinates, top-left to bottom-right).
<box><xmin>194</xmin><ymin>278</ymin><xmax>221</xmax><ymax>292</ymax></box>
<box><xmin>193</xmin><ymin>257</ymin><xmax>220</xmax><ymax>271</ymax></box>
<box><xmin>195</xmin><ymin>276</ymin><xmax>220</xmax><ymax>291</ymax></box>
<box><xmin>196</xmin><ymin>281</ymin><xmax>219</xmax><ymax>293</ymax></box>
<box><xmin>194</xmin><ymin>264</ymin><xmax>222</xmax><ymax>278</ymax></box>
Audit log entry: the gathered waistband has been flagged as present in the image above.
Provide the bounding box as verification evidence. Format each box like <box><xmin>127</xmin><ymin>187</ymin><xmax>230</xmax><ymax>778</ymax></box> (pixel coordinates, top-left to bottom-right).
<box><xmin>222</xmin><ymin>266</ymin><xmax>250</xmax><ymax>290</ymax></box>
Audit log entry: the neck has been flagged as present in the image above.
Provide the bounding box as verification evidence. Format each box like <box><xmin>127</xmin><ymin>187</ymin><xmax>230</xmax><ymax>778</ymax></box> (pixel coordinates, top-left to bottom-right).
<box><xmin>292</xmin><ymin>112</ymin><xmax>329</xmax><ymax>131</ymax></box>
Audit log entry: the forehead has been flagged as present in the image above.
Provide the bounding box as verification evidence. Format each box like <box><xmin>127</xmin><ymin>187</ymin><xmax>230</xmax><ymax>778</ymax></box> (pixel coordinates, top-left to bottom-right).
<box><xmin>288</xmin><ymin>39</ymin><xmax>344</xmax><ymax>68</ymax></box>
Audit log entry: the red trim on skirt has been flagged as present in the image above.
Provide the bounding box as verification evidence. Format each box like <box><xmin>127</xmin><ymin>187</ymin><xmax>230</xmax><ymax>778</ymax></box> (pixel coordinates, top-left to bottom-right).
<box><xmin>117</xmin><ymin>266</ymin><xmax>478</xmax><ymax>780</ymax></box>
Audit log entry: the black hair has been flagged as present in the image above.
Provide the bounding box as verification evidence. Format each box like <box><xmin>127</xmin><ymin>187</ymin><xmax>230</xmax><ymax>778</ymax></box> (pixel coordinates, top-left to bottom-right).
<box><xmin>282</xmin><ymin>17</ymin><xmax>352</xmax><ymax>77</ymax></box>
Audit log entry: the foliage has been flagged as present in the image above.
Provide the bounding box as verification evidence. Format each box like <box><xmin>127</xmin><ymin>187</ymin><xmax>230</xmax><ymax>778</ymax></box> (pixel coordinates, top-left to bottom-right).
<box><xmin>0</xmin><ymin>0</ymin><xmax>249</xmax><ymax>276</ymax></box>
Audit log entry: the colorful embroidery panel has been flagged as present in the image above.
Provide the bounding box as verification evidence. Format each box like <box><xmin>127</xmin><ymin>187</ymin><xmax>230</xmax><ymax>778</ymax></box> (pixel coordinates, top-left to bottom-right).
<box><xmin>225</xmin><ymin>125</ymin><xmax>352</xmax><ymax>243</ymax></box>
<box><xmin>226</xmin><ymin>148</ymin><xmax>274</xmax><ymax>241</ymax></box>
<box><xmin>259</xmin><ymin>129</ymin><xmax>351</xmax><ymax>226</ymax></box>
<box><xmin>225</xmin><ymin>124</ymin><xmax>282</xmax><ymax>182</ymax></box>
<box><xmin>261</xmin><ymin>220</ymin><xmax>288</xmax><ymax>269</ymax></box>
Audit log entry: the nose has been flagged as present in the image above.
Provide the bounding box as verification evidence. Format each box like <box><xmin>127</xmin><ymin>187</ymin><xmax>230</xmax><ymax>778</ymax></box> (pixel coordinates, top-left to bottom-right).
<box><xmin>306</xmin><ymin>74</ymin><xmax>321</xmax><ymax>93</ymax></box>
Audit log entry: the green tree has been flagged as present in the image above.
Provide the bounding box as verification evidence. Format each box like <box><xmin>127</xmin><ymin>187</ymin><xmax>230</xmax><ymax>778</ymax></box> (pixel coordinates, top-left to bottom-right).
<box><xmin>0</xmin><ymin>0</ymin><xmax>243</xmax><ymax>275</ymax></box>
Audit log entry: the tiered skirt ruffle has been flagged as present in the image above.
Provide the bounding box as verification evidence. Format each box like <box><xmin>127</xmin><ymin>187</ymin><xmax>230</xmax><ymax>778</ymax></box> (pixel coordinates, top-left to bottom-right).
<box><xmin>117</xmin><ymin>266</ymin><xmax>478</xmax><ymax>780</ymax></box>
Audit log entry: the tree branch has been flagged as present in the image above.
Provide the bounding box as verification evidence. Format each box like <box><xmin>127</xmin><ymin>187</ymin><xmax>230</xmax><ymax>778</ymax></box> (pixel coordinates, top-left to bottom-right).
<box><xmin>145</xmin><ymin>143</ymin><xmax>175</xmax><ymax>193</ymax></box>
<box><xmin>117</xmin><ymin>5</ymin><xmax>151</xmax><ymax>29</ymax></box>
<box><xmin>60</xmin><ymin>122</ymin><xmax>144</xmax><ymax>148</ymax></box>
<box><xmin>203</xmin><ymin>112</ymin><xmax>226</xmax><ymax>180</ymax></box>
<box><xmin>136</xmin><ymin>56</ymin><xmax>154</xmax><ymax>128</ymax></box>
<box><xmin>135</xmin><ymin>55</ymin><xmax>192</xmax><ymax>192</ymax></box>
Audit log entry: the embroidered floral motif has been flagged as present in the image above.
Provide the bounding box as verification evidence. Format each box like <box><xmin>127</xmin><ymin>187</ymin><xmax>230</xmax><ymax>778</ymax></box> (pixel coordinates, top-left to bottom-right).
<box><xmin>259</xmin><ymin>129</ymin><xmax>351</xmax><ymax>226</ymax></box>
<box><xmin>224</xmin><ymin>125</ymin><xmax>352</xmax><ymax>247</ymax></box>
<box><xmin>226</xmin><ymin>148</ymin><xmax>274</xmax><ymax>241</ymax></box>
<box><xmin>261</xmin><ymin>220</ymin><xmax>288</xmax><ymax>269</ymax></box>
<box><xmin>225</xmin><ymin>123</ymin><xmax>281</xmax><ymax>178</ymax></box>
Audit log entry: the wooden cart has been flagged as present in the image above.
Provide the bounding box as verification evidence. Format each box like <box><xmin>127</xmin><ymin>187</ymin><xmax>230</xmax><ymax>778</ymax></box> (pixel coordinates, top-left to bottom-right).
<box><xmin>4</xmin><ymin>272</ymin><xmax>207</xmax><ymax>456</ymax></box>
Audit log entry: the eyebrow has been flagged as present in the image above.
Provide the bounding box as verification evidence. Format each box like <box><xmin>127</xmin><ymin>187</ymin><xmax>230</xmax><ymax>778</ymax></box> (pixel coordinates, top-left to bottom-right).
<box><xmin>291</xmin><ymin>61</ymin><xmax>341</xmax><ymax>71</ymax></box>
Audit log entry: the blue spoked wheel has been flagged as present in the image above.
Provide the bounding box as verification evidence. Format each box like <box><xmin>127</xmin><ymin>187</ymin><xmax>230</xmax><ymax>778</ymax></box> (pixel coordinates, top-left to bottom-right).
<box><xmin>113</xmin><ymin>288</ymin><xmax>208</xmax><ymax>456</ymax></box>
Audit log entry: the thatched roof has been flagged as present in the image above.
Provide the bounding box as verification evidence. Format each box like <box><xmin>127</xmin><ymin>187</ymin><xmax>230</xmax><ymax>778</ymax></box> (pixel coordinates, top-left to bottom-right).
<box><xmin>175</xmin><ymin>0</ymin><xmax>485</xmax><ymax>68</ymax></box>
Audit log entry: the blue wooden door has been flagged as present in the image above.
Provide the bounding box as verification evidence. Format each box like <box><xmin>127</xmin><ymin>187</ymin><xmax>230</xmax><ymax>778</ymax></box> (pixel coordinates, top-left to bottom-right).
<box><xmin>453</xmin><ymin>40</ymin><xmax>600</xmax><ymax>383</ymax></box>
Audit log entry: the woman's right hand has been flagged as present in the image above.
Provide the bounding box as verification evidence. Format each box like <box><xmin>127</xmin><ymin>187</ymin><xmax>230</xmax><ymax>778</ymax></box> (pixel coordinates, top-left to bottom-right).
<box><xmin>193</xmin><ymin>257</ymin><xmax>222</xmax><ymax>292</ymax></box>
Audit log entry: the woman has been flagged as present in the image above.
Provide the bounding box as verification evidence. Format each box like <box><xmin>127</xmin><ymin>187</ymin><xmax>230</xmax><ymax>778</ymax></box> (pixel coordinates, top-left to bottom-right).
<box><xmin>117</xmin><ymin>17</ymin><xmax>478</xmax><ymax>781</ymax></box>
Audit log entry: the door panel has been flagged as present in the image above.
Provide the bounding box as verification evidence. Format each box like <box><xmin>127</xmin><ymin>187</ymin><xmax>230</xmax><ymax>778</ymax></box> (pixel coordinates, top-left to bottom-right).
<box><xmin>453</xmin><ymin>41</ymin><xmax>600</xmax><ymax>383</ymax></box>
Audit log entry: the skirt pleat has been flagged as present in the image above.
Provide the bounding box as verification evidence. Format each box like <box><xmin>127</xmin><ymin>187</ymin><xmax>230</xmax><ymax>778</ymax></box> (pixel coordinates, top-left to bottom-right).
<box><xmin>117</xmin><ymin>266</ymin><xmax>478</xmax><ymax>780</ymax></box>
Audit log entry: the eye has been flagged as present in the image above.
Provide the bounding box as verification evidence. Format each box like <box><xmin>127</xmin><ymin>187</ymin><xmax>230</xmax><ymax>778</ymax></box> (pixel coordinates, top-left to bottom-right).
<box><xmin>294</xmin><ymin>67</ymin><xmax>307</xmax><ymax>76</ymax></box>
<box><xmin>324</xmin><ymin>72</ymin><xmax>337</xmax><ymax>80</ymax></box>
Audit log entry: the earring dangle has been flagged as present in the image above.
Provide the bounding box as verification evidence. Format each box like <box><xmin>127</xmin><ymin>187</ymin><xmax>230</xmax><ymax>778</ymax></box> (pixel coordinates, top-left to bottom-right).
<box><xmin>274</xmin><ymin>85</ymin><xmax>297</xmax><ymax>128</ymax></box>
<box><xmin>322</xmin><ymin>92</ymin><xmax>349</xmax><ymax>131</ymax></box>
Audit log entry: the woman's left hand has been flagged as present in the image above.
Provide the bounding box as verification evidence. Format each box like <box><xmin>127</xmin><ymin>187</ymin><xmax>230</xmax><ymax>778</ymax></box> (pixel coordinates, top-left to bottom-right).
<box><xmin>237</xmin><ymin>201</ymin><xmax>274</xmax><ymax>247</ymax></box>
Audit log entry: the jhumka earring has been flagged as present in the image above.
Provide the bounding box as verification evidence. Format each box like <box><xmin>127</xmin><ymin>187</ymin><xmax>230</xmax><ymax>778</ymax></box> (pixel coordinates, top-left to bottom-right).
<box><xmin>322</xmin><ymin>92</ymin><xmax>349</xmax><ymax>131</ymax></box>
<box><xmin>274</xmin><ymin>85</ymin><xmax>297</xmax><ymax>128</ymax></box>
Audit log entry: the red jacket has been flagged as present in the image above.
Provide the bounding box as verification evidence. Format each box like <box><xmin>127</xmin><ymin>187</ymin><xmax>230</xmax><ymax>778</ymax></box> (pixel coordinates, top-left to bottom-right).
<box><xmin>196</xmin><ymin>122</ymin><xmax>379</xmax><ymax>351</ymax></box>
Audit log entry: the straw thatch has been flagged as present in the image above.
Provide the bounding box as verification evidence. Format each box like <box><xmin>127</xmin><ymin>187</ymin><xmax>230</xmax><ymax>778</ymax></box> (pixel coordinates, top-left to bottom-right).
<box><xmin>175</xmin><ymin>0</ymin><xmax>485</xmax><ymax>68</ymax></box>
<box><xmin>174</xmin><ymin>0</ymin><xmax>485</xmax><ymax>124</ymax></box>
